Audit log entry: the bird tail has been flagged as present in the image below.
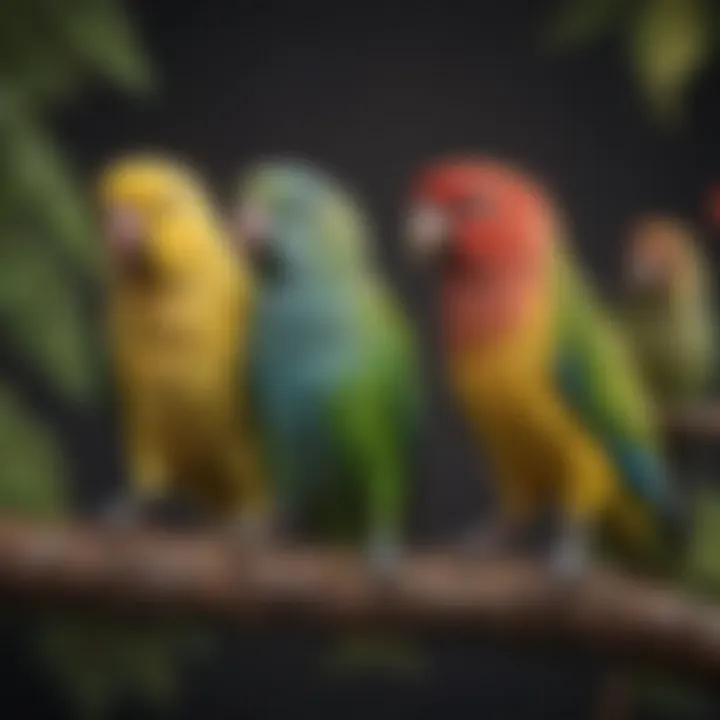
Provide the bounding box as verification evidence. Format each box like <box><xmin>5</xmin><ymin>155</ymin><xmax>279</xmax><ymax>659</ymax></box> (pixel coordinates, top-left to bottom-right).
<box><xmin>321</xmin><ymin>633</ymin><xmax>427</xmax><ymax>679</ymax></box>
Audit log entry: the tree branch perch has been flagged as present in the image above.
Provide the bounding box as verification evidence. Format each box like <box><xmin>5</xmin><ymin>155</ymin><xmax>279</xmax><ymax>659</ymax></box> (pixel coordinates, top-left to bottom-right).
<box><xmin>664</xmin><ymin>402</ymin><xmax>720</xmax><ymax>438</ymax></box>
<box><xmin>0</xmin><ymin>516</ymin><xmax>718</xmax><ymax>682</ymax></box>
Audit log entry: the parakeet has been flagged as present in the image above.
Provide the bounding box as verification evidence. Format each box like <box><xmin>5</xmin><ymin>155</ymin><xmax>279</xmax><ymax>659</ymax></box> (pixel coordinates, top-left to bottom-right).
<box><xmin>619</xmin><ymin>216</ymin><xmax>720</xmax><ymax>592</ymax></box>
<box><xmin>405</xmin><ymin>158</ymin><xmax>685</xmax><ymax>579</ymax></box>
<box><xmin>619</xmin><ymin>215</ymin><xmax>717</xmax><ymax>408</ymax></box>
<box><xmin>99</xmin><ymin>155</ymin><xmax>268</xmax><ymax>536</ymax></box>
<box><xmin>231</xmin><ymin>158</ymin><xmax>423</xmax><ymax>577</ymax></box>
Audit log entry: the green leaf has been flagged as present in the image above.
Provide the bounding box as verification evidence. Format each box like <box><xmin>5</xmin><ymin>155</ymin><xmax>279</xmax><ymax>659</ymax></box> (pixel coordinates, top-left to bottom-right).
<box><xmin>0</xmin><ymin>0</ymin><xmax>152</xmax><ymax>102</ymax></box>
<box><xmin>0</xmin><ymin>107</ymin><xmax>98</xmax><ymax>274</ymax></box>
<box><xmin>628</xmin><ymin>0</ymin><xmax>716</xmax><ymax>124</ymax></box>
<box><xmin>0</xmin><ymin>4</ymin><xmax>171</xmax><ymax>715</ymax></box>
<box><xmin>59</xmin><ymin>0</ymin><xmax>153</xmax><ymax>93</ymax></box>
<box><xmin>36</xmin><ymin>615</ymin><xmax>213</xmax><ymax>716</ymax></box>
<box><xmin>0</xmin><ymin>2</ymin><xmax>77</xmax><ymax>103</ymax></box>
<box><xmin>0</xmin><ymin>383</ymin><xmax>68</xmax><ymax>518</ymax></box>
<box><xmin>0</xmin><ymin>232</ymin><xmax>101</xmax><ymax>407</ymax></box>
<box><xmin>544</xmin><ymin>0</ymin><xmax>632</xmax><ymax>50</ymax></box>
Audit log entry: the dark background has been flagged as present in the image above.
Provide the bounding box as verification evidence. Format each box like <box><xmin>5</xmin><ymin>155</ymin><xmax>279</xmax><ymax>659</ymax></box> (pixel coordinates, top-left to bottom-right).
<box><xmin>9</xmin><ymin>0</ymin><xmax>718</xmax><ymax>716</ymax></box>
<box><xmin>55</xmin><ymin>0</ymin><xmax>720</xmax><ymax>542</ymax></box>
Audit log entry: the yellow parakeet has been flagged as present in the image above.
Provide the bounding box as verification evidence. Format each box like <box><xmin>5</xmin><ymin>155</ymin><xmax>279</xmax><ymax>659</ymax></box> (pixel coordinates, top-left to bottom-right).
<box><xmin>99</xmin><ymin>155</ymin><xmax>269</xmax><ymax>534</ymax></box>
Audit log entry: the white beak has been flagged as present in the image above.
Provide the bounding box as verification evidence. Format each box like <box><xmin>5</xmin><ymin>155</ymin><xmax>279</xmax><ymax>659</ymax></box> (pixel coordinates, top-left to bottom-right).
<box><xmin>405</xmin><ymin>203</ymin><xmax>449</xmax><ymax>263</ymax></box>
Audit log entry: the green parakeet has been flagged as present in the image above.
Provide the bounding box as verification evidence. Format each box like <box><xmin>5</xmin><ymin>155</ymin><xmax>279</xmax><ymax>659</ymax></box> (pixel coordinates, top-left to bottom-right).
<box><xmin>619</xmin><ymin>214</ymin><xmax>720</xmax><ymax>593</ymax></box>
<box><xmin>231</xmin><ymin>158</ymin><xmax>425</xmax><ymax>674</ymax></box>
<box><xmin>619</xmin><ymin>215</ymin><xmax>717</xmax><ymax>408</ymax></box>
<box><xmin>234</xmin><ymin>159</ymin><xmax>423</xmax><ymax>572</ymax></box>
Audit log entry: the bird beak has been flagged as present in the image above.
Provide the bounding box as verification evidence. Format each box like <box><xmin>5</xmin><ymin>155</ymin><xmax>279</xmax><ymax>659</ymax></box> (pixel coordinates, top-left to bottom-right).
<box><xmin>232</xmin><ymin>201</ymin><xmax>283</xmax><ymax>280</ymax></box>
<box><xmin>405</xmin><ymin>203</ymin><xmax>449</xmax><ymax>266</ymax></box>
<box><xmin>231</xmin><ymin>201</ymin><xmax>271</xmax><ymax>259</ymax></box>
<box><xmin>104</xmin><ymin>206</ymin><xmax>147</xmax><ymax>261</ymax></box>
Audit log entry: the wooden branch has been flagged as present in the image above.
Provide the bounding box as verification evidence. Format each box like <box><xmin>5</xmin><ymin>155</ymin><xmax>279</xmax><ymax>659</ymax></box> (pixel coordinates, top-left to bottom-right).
<box><xmin>0</xmin><ymin>516</ymin><xmax>718</xmax><ymax>683</ymax></box>
<box><xmin>663</xmin><ymin>402</ymin><xmax>720</xmax><ymax>437</ymax></box>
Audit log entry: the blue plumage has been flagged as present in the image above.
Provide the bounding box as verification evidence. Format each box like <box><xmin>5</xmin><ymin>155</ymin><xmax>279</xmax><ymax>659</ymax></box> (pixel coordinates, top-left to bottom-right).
<box><xmin>239</xmin><ymin>160</ymin><xmax>422</xmax><ymax>553</ymax></box>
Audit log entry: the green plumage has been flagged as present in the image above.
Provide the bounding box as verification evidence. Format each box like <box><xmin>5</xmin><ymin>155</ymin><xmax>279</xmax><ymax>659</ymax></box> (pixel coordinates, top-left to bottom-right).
<box><xmin>239</xmin><ymin>159</ymin><xmax>425</xmax><ymax>675</ymax></box>
<box><xmin>619</xmin><ymin>221</ymin><xmax>717</xmax><ymax>407</ymax></box>
<box><xmin>240</xmin><ymin>160</ymin><xmax>423</xmax><ymax>554</ymax></box>
<box><xmin>623</xmin><ymin>291</ymin><xmax>716</xmax><ymax>405</ymax></box>
<box><xmin>616</xmin><ymin>222</ymin><xmax>720</xmax><ymax>585</ymax></box>
<box><xmin>610</xmin><ymin>223</ymin><xmax>720</xmax><ymax>713</ymax></box>
<box><xmin>555</xmin><ymin>247</ymin><xmax>684</xmax><ymax>560</ymax></box>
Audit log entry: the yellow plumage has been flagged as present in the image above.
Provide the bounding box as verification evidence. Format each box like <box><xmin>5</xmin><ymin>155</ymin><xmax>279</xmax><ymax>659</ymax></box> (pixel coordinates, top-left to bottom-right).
<box><xmin>450</xmin><ymin>288</ymin><xmax>659</xmax><ymax>555</ymax></box>
<box><xmin>100</xmin><ymin>156</ymin><xmax>267</xmax><ymax>520</ymax></box>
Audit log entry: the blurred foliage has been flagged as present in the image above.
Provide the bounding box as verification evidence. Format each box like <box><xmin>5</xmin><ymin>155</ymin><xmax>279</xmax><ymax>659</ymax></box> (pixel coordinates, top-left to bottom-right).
<box><xmin>0</xmin><ymin>0</ymin><xmax>152</xmax><ymax>404</ymax></box>
<box><xmin>37</xmin><ymin>615</ymin><xmax>213</xmax><ymax>719</ymax></box>
<box><xmin>0</xmin><ymin>226</ymin><xmax>99</xmax><ymax>405</ymax></box>
<box><xmin>686</xmin><ymin>483</ymin><xmax>720</xmax><ymax>594</ymax></box>
<box><xmin>0</xmin><ymin>2</ymin><xmax>214</xmax><ymax>717</ymax></box>
<box><xmin>546</xmin><ymin>0</ymin><xmax>720</xmax><ymax>125</ymax></box>
<box><xmin>0</xmin><ymin>383</ymin><xmax>68</xmax><ymax>517</ymax></box>
<box><xmin>0</xmin><ymin>0</ymin><xmax>150</xmax><ymax>105</ymax></box>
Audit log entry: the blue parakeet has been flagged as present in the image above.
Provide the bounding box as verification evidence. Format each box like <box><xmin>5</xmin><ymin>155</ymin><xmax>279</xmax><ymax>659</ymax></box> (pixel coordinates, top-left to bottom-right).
<box><xmin>233</xmin><ymin>159</ymin><xmax>423</xmax><ymax>577</ymax></box>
